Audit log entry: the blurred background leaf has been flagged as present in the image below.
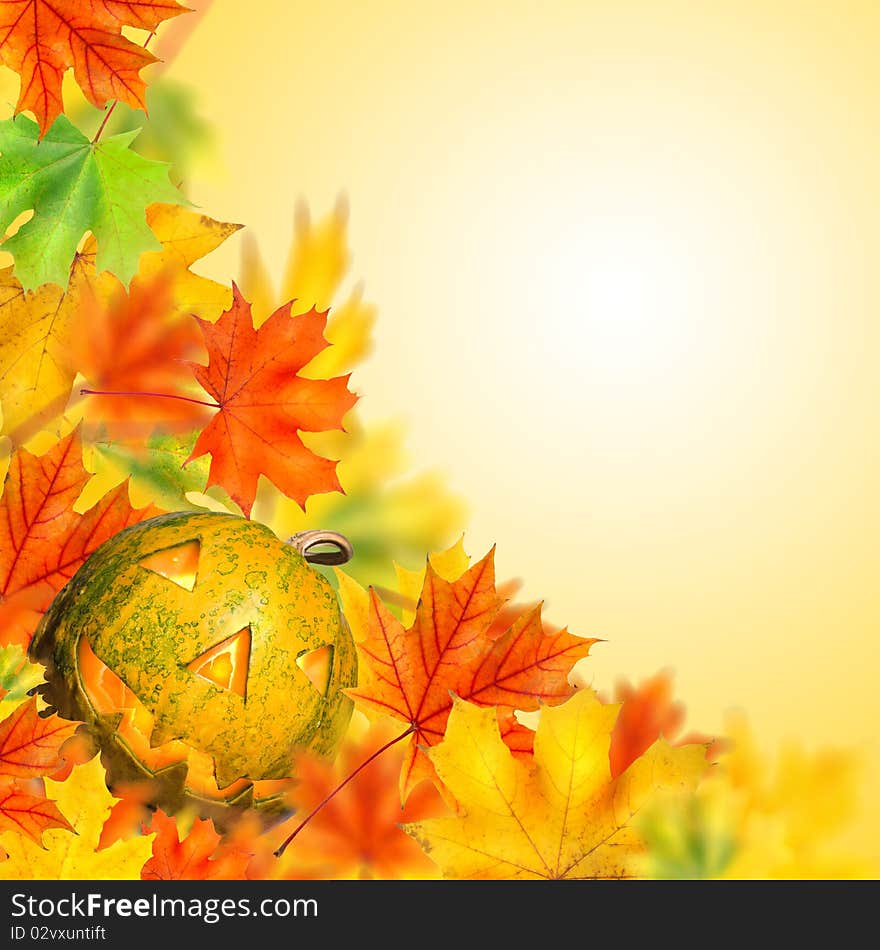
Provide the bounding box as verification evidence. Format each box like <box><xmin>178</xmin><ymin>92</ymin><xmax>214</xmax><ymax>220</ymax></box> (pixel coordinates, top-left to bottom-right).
<box><xmin>68</xmin><ymin>79</ymin><xmax>215</xmax><ymax>191</ymax></box>
<box><xmin>638</xmin><ymin>707</ymin><xmax>877</xmax><ymax>879</ymax></box>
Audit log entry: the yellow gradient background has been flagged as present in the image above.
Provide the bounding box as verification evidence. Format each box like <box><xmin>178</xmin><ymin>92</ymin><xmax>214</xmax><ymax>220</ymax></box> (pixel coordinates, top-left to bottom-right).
<box><xmin>152</xmin><ymin>1</ymin><xmax>880</xmax><ymax>856</ymax></box>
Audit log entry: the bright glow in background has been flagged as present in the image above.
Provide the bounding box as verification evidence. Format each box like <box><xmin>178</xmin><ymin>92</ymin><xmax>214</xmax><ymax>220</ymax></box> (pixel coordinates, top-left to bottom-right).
<box><xmin>173</xmin><ymin>1</ymin><xmax>878</xmax><ymax>855</ymax></box>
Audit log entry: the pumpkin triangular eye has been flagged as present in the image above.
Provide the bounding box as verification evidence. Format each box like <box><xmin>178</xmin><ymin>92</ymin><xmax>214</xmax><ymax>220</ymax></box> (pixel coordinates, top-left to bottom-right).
<box><xmin>139</xmin><ymin>539</ymin><xmax>201</xmax><ymax>591</ymax></box>
<box><xmin>296</xmin><ymin>644</ymin><xmax>333</xmax><ymax>696</ymax></box>
<box><xmin>187</xmin><ymin>626</ymin><xmax>251</xmax><ymax>699</ymax></box>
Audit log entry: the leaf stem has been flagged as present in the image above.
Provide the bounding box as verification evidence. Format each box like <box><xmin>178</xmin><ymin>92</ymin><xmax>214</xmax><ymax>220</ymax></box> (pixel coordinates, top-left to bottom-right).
<box><xmin>274</xmin><ymin>723</ymin><xmax>415</xmax><ymax>857</ymax></box>
<box><xmin>91</xmin><ymin>102</ymin><xmax>119</xmax><ymax>144</ymax></box>
<box><xmin>80</xmin><ymin>388</ymin><xmax>219</xmax><ymax>409</ymax></box>
<box><xmin>92</xmin><ymin>30</ymin><xmax>157</xmax><ymax>144</ymax></box>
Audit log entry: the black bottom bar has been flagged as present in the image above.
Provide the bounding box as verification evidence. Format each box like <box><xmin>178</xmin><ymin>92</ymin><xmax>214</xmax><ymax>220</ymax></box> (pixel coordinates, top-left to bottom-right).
<box><xmin>0</xmin><ymin>880</ymin><xmax>875</xmax><ymax>945</ymax></box>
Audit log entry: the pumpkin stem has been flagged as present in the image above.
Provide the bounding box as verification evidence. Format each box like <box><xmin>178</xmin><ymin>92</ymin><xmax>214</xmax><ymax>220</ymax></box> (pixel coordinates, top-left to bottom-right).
<box><xmin>287</xmin><ymin>530</ymin><xmax>353</xmax><ymax>566</ymax></box>
<box><xmin>273</xmin><ymin>723</ymin><xmax>415</xmax><ymax>857</ymax></box>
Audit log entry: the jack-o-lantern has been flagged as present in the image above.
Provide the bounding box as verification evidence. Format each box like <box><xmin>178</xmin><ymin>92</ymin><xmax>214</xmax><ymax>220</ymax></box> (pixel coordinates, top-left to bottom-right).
<box><xmin>29</xmin><ymin>511</ymin><xmax>357</xmax><ymax>823</ymax></box>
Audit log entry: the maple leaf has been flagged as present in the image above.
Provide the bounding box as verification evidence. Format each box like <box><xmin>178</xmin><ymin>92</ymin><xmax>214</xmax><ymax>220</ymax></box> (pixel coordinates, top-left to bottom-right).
<box><xmin>261</xmin><ymin>720</ymin><xmax>446</xmax><ymax>880</ymax></box>
<box><xmin>129</xmin><ymin>204</ymin><xmax>240</xmax><ymax>320</ymax></box>
<box><xmin>239</xmin><ymin>197</ymin><xmax>353</xmax><ymax>327</ymax></box>
<box><xmin>640</xmin><ymin>712</ymin><xmax>879</xmax><ymax>879</ymax></box>
<box><xmin>0</xmin><ymin>755</ymin><xmax>155</xmax><ymax>878</ymax></box>
<box><xmin>0</xmin><ymin>113</ymin><xmax>186</xmax><ymax>289</ymax></box>
<box><xmin>89</xmin><ymin>78</ymin><xmax>215</xmax><ymax>182</ymax></box>
<box><xmin>345</xmin><ymin>547</ymin><xmax>597</xmax><ymax>802</ymax></box>
<box><xmin>97</xmin><ymin>782</ymin><xmax>154</xmax><ymax>849</ymax></box>
<box><xmin>0</xmin><ymin>205</ymin><xmax>238</xmax><ymax>446</ymax></box>
<box><xmin>0</xmin><ymin>429</ymin><xmax>162</xmax><ymax>649</ymax></box>
<box><xmin>73</xmin><ymin>273</ymin><xmax>208</xmax><ymax>440</ymax></box>
<box><xmin>0</xmin><ymin>0</ymin><xmax>188</xmax><ymax>135</ymax></box>
<box><xmin>0</xmin><ymin>644</ymin><xmax>43</xmax><ymax>708</ymax></box>
<box><xmin>406</xmin><ymin>692</ymin><xmax>707</xmax><ymax>879</ymax></box>
<box><xmin>391</xmin><ymin>538</ymin><xmax>471</xmax><ymax>625</ymax></box>
<box><xmin>74</xmin><ymin>203</ymin><xmax>241</xmax><ymax>321</ymax></box>
<box><xmin>141</xmin><ymin>810</ymin><xmax>251</xmax><ymax>880</ymax></box>
<box><xmin>0</xmin><ymin>255</ymin><xmax>114</xmax><ymax>444</ymax></box>
<box><xmin>0</xmin><ymin>696</ymin><xmax>78</xmax><ymax>845</ymax></box>
<box><xmin>0</xmin><ymin>697</ymin><xmax>78</xmax><ymax>778</ymax></box>
<box><xmin>609</xmin><ymin>671</ymin><xmax>687</xmax><ymax>778</ymax></box>
<box><xmin>83</xmin><ymin>431</ymin><xmax>209</xmax><ymax>514</ymax></box>
<box><xmin>0</xmin><ymin>779</ymin><xmax>70</xmax><ymax>843</ymax></box>
<box><xmin>185</xmin><ymin>284</ymin><xmax>357</xmax><ymax>518</ymax></box>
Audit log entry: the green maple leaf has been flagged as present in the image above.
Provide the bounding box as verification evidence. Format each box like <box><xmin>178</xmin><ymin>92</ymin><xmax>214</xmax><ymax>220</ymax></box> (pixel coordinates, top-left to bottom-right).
<box><xmin>0</xmin><ymin>114</ymin><xmax>186</xmax><ymax>290</ymax></box>
<box><xmin>92</xmin><ymin>432</ymin><xmax>210</xmax><ymax>512</ymax></box>
<box><xmin>0</xmin><ymin>645</ymin><xmax>45</xmax><ymax>720</ymax></box>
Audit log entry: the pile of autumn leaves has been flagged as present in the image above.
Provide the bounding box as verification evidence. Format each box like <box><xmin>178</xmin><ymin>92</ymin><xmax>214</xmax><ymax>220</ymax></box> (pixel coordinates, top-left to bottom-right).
<box><xmin>0</xmin><ymin>538</ymin><xmax>707</xmax><ymax>880</ymax></box>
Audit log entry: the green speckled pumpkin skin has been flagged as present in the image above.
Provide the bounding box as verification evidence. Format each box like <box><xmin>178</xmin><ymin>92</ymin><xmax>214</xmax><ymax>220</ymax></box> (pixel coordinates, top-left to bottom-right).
<box><xmin>29</xmin><ymin>511</ymin><xmax>356</xmax><ymax>820</ymax></box>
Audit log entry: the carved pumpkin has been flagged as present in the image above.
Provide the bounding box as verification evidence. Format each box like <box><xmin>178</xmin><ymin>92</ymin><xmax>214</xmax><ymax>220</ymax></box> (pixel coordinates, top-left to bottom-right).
<box><xmin>29</xmin><ymin>511</ymin><xmax>357</xmax><ymax>822</ymax></box>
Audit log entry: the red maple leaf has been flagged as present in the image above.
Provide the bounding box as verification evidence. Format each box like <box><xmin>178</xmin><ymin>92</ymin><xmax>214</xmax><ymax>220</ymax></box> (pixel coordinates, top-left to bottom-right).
<box><xmin>186</xmin><ymin>283</ymin><xmax>357</xmax><ymax>518</ymax></box>
<box><xmin>74</xmin><ymin>273</ymin><xmax>208</xmax><ymax>441</ymax></box>
<box><xmin>0</xmin><ymin>0</ymin><xmax>188</xmax><ymax>135</ymax></box>
<box><xmin>0</xmin><ymin>429</ymin><xmax>163</xmax><ymax>649</ymax></box>
<box><xmin>349</xmin><ymin>549</ymin><xmax>597</xmax><ymax>801</ymax></box>
<box><xmin>0</xmin><ymin>696</ymin><xmax>79</xmax><ymax>844</ymax></box>
<box><xmin>608</xmin><ymin>671</ymin><xmax>715</xmax><ymax>777</ymax></box>
<box><xmin>141</xmin><ymin>810</ymin><xmax>252</xmax><ymax>880</ymax></box>
<box><xmin>0</xmin><ymin>697</ymin><xmax>78</xmax><ymax>778</ymax></box>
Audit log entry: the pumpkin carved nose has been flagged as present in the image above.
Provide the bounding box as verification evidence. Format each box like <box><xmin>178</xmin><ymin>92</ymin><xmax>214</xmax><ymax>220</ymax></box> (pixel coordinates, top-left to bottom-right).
<box><xmin>186</xmin><ymin>626</ymin><xmax>251</xmax><ymax>699</ymax></box>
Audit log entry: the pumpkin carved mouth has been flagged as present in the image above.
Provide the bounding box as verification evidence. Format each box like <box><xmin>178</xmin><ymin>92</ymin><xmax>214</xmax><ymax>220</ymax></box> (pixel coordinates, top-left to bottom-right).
<box><xmin>77</xmin><ymin>636</ymin><xmax>290</xmax><ymax>803</ymax></box>
<box><xmin>187</xmin><ymin>626</ymin><xmax>252</xmax><ymax>698</ymax></box>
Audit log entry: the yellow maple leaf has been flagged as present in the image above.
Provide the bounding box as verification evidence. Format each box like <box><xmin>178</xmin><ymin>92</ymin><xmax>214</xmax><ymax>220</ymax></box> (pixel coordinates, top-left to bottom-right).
<box><xmin>334</xmin><ymin>570</ymin><xmax>371</xmax><ymax>645</ymax></box>
<box><xmin>74</xmin><ymin>203</ymin><xmax>241</xmax><ymax>325</ymax></box>
<box><xmin>0</xmin><ymin>756</ymin><xmax>154</xmax><ymax>880</ymax></box>
<box><xmin>393</xmin><ymin>538</ymin><xmax>471</xmax><ymax>624</ymax></box>
<box><xmin>720</xmin><ymin>714</ymin><xmax>874</xmax><ymax>878</ymax></box>
<box><xmin>127</xmin><ymin>204</ymin><xmax>242</xmax><ymax>322</ymax></box>
<box><xmin>0</xmin><ymin>206</ymin><xmax>240</xmax><ymax>451</ymax></box>
<box><xmin>0</xmin><ymin>257</ymin><xmax>115</xmax><ymax>447</ymax></box>
<box><xmin>0</xmin><ymin>645</ymin><xmax>45</xmax><ymax>721</ymax></box>
<box><xmin>406</xmin><ymin>690</ymin><xmax>706</xmax><ymax>879</ymax></box>
<box><xmin>638</xmin><ymin>711</ymin><xmax>878</xmax><ymax>879</ymax></box>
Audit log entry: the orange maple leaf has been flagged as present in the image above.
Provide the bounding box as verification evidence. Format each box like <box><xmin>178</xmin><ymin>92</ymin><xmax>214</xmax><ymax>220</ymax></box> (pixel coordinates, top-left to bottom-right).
<box><xmin>499</xmin><ymin>717</ymin><xmax>536</xmax><ymax>758</ymax></box>
<box><xmin>0</xmin><ymin>0</ymin><xmax>188</xmax><ymax>135</ymax></box>
<box><xmin>0</xmin><ymin>429</ymin><xmax>163</xmax><ymax>649</ymax></box>
<box><xmin>0</xmin><ymin>696</ymin><xmax>79</xmax><ymax>844</ymax></box>
<box><xmin>141</xmin><ymin>810</ymin><xmax>252</xmax><ymax>880</ymax></box>
<box><xmin>0</xmin><ymin>697</ymin><xmax>78</xmax><ymax>777</ymax></box>
<box><xmin>608</xmin><ymin>671</ymin><xmax>717</xmax><ymax>778</ymax></box>
<box><xmin>348</xmin><ymin>549</ymin><xmax>597</xmax><ymax>802</ymax></box>
<box><xmin>260</xmin><ymin>721</ymin><xmax>446</xmax><ymax>880</ymax></box>
<box><xmin>97</xmin><ymin>782</ymin><xmax>153</xmax><ymax>849</ymax></box>
<box><xmin>0</xmin><ymin>779</ymin><xmax>69</xmax><ymax>843</ymax></box>
<box><xmin>186</xmin><ymin>284</ymin><xmax>357</xmax><ymax>518</ymax></box>
<box><xmin>74</xmin><ymin>274</ymin><xmax>208</xmax><ymax>441</ymax></box>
